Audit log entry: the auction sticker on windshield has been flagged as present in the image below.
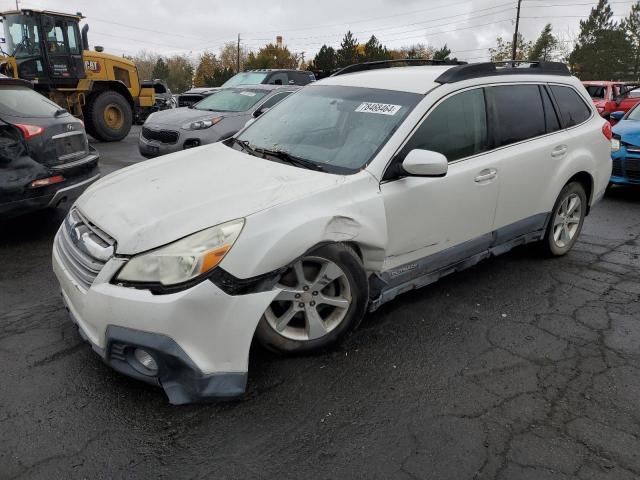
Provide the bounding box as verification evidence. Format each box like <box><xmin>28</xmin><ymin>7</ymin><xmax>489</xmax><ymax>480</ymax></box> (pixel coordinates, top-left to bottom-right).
<box><xmin>355</xmin><ymin>102</ymin><xmax>402</xmax><ymax>115</ymax></box>
<box><xmin>240</xmin><ymin>91</ymin><xmax>257</xmax><ymax>97</ymax></box>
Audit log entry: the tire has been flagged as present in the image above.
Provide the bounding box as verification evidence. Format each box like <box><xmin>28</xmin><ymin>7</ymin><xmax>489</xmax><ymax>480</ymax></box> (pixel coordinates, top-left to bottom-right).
<box><xmin>255</xmin><ymin>243</ymin><xmax>369</xmax><ymax>355</ymax></box>
<box><xmin>541</xmin><ymin>182</ymin><xmax>587</xmax><ymax>256</ymax></box>
<box><xmin>85</xmin><ymin>90</ymin><xmax>132</xmax><ymax>142</ymax></box>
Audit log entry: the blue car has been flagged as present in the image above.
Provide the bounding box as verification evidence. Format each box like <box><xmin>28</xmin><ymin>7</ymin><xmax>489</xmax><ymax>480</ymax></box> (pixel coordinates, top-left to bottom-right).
<box><xmin>611</xmin><ymin>107</ymin><xmax>640</xmax><ymax>185</ymax></box>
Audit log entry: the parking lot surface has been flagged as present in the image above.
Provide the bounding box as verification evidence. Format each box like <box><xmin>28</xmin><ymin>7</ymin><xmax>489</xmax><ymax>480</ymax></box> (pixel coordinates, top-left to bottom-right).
<box><xmin>1</xmin><ymin>127</ymin><xmax>640</xmax><ymax>479</ymax></box>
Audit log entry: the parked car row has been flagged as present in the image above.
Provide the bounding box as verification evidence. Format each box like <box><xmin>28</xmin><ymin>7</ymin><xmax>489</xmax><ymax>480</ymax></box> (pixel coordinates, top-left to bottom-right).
<box><xmin>49</xmin><ymin>60</ymin><xmax>612</xmax><ymax>404</ymax></box>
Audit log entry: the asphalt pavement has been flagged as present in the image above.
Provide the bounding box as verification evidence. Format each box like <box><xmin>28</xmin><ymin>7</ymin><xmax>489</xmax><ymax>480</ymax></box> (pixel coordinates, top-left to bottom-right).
<box><xmin>1</xmin><ymin>126</ymin><xmax>640</xmax><ymax>479</ymax></box>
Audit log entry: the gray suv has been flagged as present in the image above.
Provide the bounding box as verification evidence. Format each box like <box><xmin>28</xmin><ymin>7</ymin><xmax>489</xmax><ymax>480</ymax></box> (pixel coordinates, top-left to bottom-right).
<box><xmin>139</xmin><ymin>84</ymin><xmax>298</xmax><ymax>158</ymax></box>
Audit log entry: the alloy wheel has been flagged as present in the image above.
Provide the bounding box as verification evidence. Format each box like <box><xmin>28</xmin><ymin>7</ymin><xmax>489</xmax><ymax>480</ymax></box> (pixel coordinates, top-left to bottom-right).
<box><xmin>552</xmin><ymin>193</ymin><xmax>582</xmax><ymax>248</ymax></box>
<box><xmin>264</xmin><ymin>256</ymin><xmax>352</xmax><ymax>341</ymax></box>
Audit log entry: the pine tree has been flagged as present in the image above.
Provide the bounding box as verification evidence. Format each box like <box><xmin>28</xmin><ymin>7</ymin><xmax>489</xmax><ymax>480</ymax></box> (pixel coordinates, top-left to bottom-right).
<box><xmin>569</xmin><ymin>0</ymin><xmax>633</xmax><ymax>79</ymax></box>
<box><xmin>528</xmin><ymin>24</ymin><xmax>558</xmax><ymax>61</ymax></box>
<box><xmin>433</xmin><ymin>44</ymin><xmax>452</xmax><ymax>61</ymax></box>
<box><xmin>362</xmin><ymin>35</ymin><xmax>390</xmax><ymax>62</ymax></box>
<box><xmin>151</xmin><ymin>57</ymin><xmax>169</xmax><ymax>80</ymax></box>
<box><xmin>336</xmin><ymin>31</ymin><xmax>360</xmax><ymax>67</ymax></box>
<box><xmin>622</xmin><ymin>2</ymin><xmax>640</xmax><ymax>78</ymax></box>
<box><xmin>312</xmin><ymin>45</ymin><xmax>337</xmax><ymax>74</ymax></box>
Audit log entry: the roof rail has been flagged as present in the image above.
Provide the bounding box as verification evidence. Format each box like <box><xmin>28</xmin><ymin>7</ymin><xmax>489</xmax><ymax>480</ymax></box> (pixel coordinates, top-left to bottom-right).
<box><xmin>434</xmin><ymin>61</ymin><xmax>571</xmax><ymax>84</ymax></box>
<box><xmin>331</xmin><ymin>58</ymin><xmax>467</xmax><ymax>77</ymax></box>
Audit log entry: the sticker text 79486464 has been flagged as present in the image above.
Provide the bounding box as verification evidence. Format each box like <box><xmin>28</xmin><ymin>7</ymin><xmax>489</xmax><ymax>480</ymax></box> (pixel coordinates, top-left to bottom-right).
<box><xmin>355</xmin><ymin>102</ymin><xmax>402</xmax><ymax>116</ymax></box>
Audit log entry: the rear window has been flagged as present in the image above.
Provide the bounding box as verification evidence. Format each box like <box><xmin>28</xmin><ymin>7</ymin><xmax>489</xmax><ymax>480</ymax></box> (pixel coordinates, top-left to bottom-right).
<box><xmin>490</xmin><ymin>85</ymin><xmax>546</xmax><ymax>146</ymax></box>
<box><xmin>550</xmin><ymin>85</ymin><xmax>592</xmax><ymax>128</ymax></box>
<box><xmin>0</xmin><ymin>86</ymin><xmax>62</xmax><ymax>117</ymax></box>
<box><xmin>585</xmin><ymin>85</ymin><xmax>606</xmax><ymax>100</ymax></box>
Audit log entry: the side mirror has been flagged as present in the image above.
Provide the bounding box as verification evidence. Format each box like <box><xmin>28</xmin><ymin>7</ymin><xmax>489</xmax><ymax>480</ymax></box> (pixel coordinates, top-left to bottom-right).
<box><xmin>253</xmin><ymin>107</ymin><xmax>270</xmax><ymax>118</ymax></box>
<box><xmin>610</xmin><ymin>110</ymin><xmax>625</xmax><ymax>121</ymax></box>
<box><xmin>402</xmin><ymin>149</ymin><xmax>448</xmax><ymax>177</ymax></box>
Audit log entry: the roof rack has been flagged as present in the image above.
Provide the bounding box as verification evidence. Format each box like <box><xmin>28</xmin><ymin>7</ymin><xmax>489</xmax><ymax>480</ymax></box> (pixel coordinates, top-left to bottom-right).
<box><xmin>434</xmin><ymin>61</ymin><xmax>571</xmax><ymax>83</ymax></box>
<box><xmin>331</xmin><ymin>59</ymin><xmax>467</xmax><ymax>77</ymax></box>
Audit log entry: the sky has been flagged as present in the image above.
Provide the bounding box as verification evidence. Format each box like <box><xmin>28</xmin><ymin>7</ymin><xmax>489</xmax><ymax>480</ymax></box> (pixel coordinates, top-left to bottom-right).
<box><xmin>1</xmin><ymin>0</ymin><xmax>637</xmax><ymax>63</ymax></box>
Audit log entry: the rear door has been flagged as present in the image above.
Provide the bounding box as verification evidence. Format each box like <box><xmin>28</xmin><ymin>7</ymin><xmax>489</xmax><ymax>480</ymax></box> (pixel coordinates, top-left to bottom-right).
<box><xmin>487</xmin><ymin>83</ymin><xmax>570</xmax><ymax>241</ymax></box>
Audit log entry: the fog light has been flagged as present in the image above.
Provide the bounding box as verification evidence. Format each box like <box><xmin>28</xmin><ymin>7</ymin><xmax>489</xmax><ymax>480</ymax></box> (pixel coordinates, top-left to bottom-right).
<box><xmin>133</xmin><ymin>348</ymin><xmax>158</xmax><ymax>374</ymax></box>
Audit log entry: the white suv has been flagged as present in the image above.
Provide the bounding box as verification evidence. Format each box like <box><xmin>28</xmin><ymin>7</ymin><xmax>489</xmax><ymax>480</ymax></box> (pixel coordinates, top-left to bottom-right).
<box><xmin>52</xmin><ymin>61</ymin><xmax>611</xmax><ymax>404</ymax></box>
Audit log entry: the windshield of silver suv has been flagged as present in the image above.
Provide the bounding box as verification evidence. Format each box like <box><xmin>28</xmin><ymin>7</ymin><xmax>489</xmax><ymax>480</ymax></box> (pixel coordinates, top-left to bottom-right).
<box><xmin>221</xmin><ymin>72</ymin><xmax>269</xmax><ymax>87</ymax></box>
<box><xmin>234</xmin><ymin>85</ymin><xmax>420</xmax><ymax>173</ymax></box>
<box><xmin>193</xmin><ymin>88</ymin><xmax>268</xmax><ymax>112</ymax></box>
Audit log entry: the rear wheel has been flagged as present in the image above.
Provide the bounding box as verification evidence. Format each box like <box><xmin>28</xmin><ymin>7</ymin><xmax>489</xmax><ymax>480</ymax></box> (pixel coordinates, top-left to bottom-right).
<box><xmin>541</xmin><ymin>182</ymin><xmax>587</xmax><ymax>256</ymax></box>
<box><xmin>255</xmin><ymin>244</ymin><xmax>368</xmax><ymax>354</ymax></box>
<box><xmin>85</xmin><ymin>90</ymin><xmax>132</xmax><ymax>142</ymax></box>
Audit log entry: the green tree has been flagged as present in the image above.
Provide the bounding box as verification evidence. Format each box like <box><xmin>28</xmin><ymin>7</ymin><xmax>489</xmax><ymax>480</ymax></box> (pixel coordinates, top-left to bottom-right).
<box><xmin>151</xmin><ymin>57</ymin><xmax>170</xmax><ymax>80</ymax></box>
<box><xmin>244</xmin><ymin>43</ymin><xmax>297</xmax><ymax>69</ymax></box>
<box><xmin>569</xmin><ymin>0</ymin><xmax>633</xmax><ymax>79</ymax></box>
<box><xmin>528</xmin><ymin>24</ymin><xmax>559</xmax><ymax>61</ymax></box>
<box><xmin>310</xmin><ymin>45</ymin><xmax>337</xmax><ymax>74</ymax></box>
<box><xmin>205</xmin><ymin>67</ymin><xmax>236</xmax><ymax>87</ymax></box>
<box><xmin>166</xmin><ymin>55</ymin><xmax>194</xmax><ymax>93</ymax></box>
<box><xmin>336</xmin><ymin>31</ymin><xmax>360</xmax><ymax>67</ymax></box>
<box><xmin>489</xmin><ymin>34</ymin><xmax>532</xmax><ymax>61</ymax></box>
<box><xmin>362</xmin><ymin>35</ymin><xmax>390</xmax><ymax>62</ymax></box>
<box><xmin>433</xmin><ymin>44</ymin><xmax>452</xmax><ymax>61</ymax></box>
<box><xmin>622</xmin><ymin>1</ymin><xmax>640</xmax><ymax>78</ymax></box>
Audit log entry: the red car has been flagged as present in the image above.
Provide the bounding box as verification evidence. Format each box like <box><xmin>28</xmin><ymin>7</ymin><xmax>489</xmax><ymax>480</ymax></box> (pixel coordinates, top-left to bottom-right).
<box><xmin>582</xmin><ymin>81</ymin><xmax>640</xmax><ymax>122</ymax></box>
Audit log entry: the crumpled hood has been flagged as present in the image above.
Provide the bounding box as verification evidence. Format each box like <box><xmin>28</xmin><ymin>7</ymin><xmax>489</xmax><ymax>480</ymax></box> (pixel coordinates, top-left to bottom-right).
<box><xmin>145</xmin><ymin>107</ymin><xmax>236</xmax><ymax>126</ymax></box>
<box><xmin>612</xmin><ymin>119</ymin><xmax>640</xmax><ymax>146</ymax></box>
<box><xmin>76</xmin><ymin>142</ymin><xmax>344</xmax><ymax>254</ymax></box>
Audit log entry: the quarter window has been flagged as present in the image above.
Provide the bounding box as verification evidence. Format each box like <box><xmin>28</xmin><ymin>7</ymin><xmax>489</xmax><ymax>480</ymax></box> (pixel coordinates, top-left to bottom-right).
<box><xmin>490</xmin><ymin>85</ymin><xmax>546</xmax><ymax>147</ymax></box>
<box><xmin>549</xmin><ymin>85</ymin><xmax>592</xmax><ymax>128</ymax></box>
<box><xmin>400</xmin><ymin>88</ymin><xmax>488</xmax><ymax>163</ymax></box>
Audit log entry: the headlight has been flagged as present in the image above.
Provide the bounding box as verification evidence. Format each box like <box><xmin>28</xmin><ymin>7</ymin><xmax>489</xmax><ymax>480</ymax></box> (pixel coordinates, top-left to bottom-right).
<box><xmin>115</xmin><ymin>219</ymin><xmax>244</xmax><ymax>286</ymax></box>
<box><xmin>611</xmin><ymin>138</ymin><xmax>621</xmax><ymax>152</ymax></box>
<box><xmin>181</xmin><ymin>117</ymin><xmax>222</xmax><ymax>130</ymax></box>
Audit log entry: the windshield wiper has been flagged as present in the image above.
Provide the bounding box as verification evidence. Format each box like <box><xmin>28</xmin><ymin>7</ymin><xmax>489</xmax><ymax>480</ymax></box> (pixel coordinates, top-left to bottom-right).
<box><xmin>254</xmin><ymin>147</ymin><xmax>326</xmax><ymax>172</ymax></box>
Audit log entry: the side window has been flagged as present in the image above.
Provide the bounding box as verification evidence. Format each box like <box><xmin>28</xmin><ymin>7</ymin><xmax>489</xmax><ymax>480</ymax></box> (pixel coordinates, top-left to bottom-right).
<box><xmin>489</xmin><ymin>85</ymin><xmax>545</xmax><ymax>147</ymax></box>
<box><xmin>400</xmin><ymin>88</ymin><xmax>488</xmax><ymax>162</ymax></box>
<box><xmin>267</xmin><ymin>73</ymin><xmax>288</xmax><ymax>85</ymax></box>
<box><xmin>292</xmin><ymin>72</ymin><xmax>310</xmax><ymax>85</ymax></box>
<box><xmin>549</xmin><ymin>85</ymin><xmax>592</xmax><ymax>128</ymax></box>
<box><xmin>258</xmin><ymin>91</ymin><xmax>293</xmax><ymax>110</ymax></box>
<box><xmin>541</xmin><ymin>86</ymin><xmax>561</xmax><ymax>133</ymax></box>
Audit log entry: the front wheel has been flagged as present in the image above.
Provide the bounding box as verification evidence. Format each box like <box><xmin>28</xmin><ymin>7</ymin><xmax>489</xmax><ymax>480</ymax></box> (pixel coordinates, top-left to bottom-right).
<box><xmin>85</xmin><ymin>90</ymin><xmax>132</xmax><ymax>142</ymax></box>
<box><xmin>541</xmin><ymin>182</ymin><xmax>587</xmax><ymax>256</ymax></box>
<box><xmin>255</xmin><ymin>244</ymin><xmax>368</xmax><ymax>354</ymax></box>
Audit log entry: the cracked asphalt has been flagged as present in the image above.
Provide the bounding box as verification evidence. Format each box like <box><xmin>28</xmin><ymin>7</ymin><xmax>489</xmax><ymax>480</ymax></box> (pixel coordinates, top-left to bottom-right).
<box><xmin>1</xmin><ymin>126</ymin><xmax>640</xmax><ymax>479</ymax></box>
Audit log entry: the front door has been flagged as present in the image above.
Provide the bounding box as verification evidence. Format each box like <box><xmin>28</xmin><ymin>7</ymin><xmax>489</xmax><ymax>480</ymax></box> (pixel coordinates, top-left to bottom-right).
<box><xmin>41</xmin><ymin>15</ymin><xmax>84</xmax><ymax>86</ymax></box>
<box><xmin>381</xmin><ymin>87</ymin><xmax>499</xmax><ymax>278</ymax></box>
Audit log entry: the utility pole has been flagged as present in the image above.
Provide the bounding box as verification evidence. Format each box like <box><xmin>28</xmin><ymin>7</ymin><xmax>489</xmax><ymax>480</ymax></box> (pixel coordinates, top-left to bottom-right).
<box><xmin>237</xmin><ymin>34</ymin><xmax>241</xmax><ymax>74</ymax></box>
<box><xmin>15</xmin><ymin>0</ymin><xmax>19</xmax><ymax>10</ymax></box>
<box><xmin>511</xmin><ymin>0</ymin><xmax>523</xmax><ymax>62</ymax></box>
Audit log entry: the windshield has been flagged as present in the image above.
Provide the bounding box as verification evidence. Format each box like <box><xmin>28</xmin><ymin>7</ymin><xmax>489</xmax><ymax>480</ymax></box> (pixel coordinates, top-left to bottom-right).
<box><xmin>0</xmin><ymin>85</ymin><xmax>63</xmax><ymax>117</ymax></box>
<box><xmin>4</xmin><ymin>14</ymin><xmax>41</xmax><ymax>58</ymax></box>
<box><xmin>235</xmin><ymin>85</ymin><xmax>421</xmax><ymax>173</ymax></box>
<box><xmin>585</xmin><ymin>85</ymin><xmax>606</xmax><ymax>100</ymax></box>
<box><xmin>193</xmin><ymin>88</ymin><xmax>268</xmax><ymax>112</ymax></box>
<box><xmin>222</xmin><ymin>72</ymin><xmax>269</xmax><ymax>87</ymax></box>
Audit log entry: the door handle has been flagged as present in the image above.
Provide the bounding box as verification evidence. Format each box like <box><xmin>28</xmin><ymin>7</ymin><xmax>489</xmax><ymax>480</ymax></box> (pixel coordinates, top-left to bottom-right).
<box><xmin>551</xmin><ymin>145</ymin><xmax>568</xmax><ymax>158</ymax></box>
<box><xmin>474</xmin><ymin>168</ymin><xmax>497</xmax><ymax>183</ymax></box>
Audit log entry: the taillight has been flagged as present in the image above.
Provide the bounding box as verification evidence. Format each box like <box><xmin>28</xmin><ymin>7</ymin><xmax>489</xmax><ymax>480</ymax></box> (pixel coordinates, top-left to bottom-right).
<box><xmin>15</xmin><ymin>123</ymin><xmax>44</xmax><ymax>140</ymax></box>
<box><xmin>29</xmin><ymin>175</ymin><xmax>64</xmax><ymax>188</ymax></box>
<box><xmin>602</xmin><ymin>121</ymin><xmax>612</xmax><ymax>140</ymax></box>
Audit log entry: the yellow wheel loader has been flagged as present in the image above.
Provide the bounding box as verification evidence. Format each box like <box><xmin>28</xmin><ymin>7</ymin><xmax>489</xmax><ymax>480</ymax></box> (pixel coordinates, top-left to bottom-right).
<box><xmin>0</xmin><ymin>9</ymin><xmax>155</xmax><ymax>141</ymax></box>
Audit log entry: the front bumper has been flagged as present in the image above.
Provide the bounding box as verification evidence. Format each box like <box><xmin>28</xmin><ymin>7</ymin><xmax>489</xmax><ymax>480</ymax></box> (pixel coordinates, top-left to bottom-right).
<box><xmin>52</xmin><ymin>236</ymin><xmax>279</xmax><ymax>404</ymax></box>
<box><xmin>611</xmin><ymin>151</ymin><xmax>640</xmax><ymax>185</ymax></box>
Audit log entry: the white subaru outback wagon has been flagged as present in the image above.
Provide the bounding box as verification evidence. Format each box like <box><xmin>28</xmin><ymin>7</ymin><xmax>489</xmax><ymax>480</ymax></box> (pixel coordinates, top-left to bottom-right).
<box><xmin>52</xmin><ymin>61</ymin><xmax>611</xmax><ymax>404</ymax></box>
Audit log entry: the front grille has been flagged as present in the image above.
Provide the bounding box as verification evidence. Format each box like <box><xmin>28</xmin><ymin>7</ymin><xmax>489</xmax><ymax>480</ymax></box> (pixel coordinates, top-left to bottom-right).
<box><xmin>53</xmin><ymin>131</ymin><xmax>89</xmax><ymax>161</ymax></box>
<box><xmin>177</xmin><ymin>95</ymin><xmax>203</xmax><ymax>107</ymax></box>
<box><xmin>55</xmin><ymin>208</ymin><xmax>115</xmax><ymax>290</ymax></box>
<box><xmin>612</xmin><ymin>158</ymin><xmax>623</xmax><ymax>177</ymax></box>
<box><xmin>141</xmin><ymin>127</ymin><xmax>179</xmax><ymax>144</ymax></box>
<box><xmin>626</xmin><ymin>157</ymin><xmax>640</xmax><ymax>180</ymax></box>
